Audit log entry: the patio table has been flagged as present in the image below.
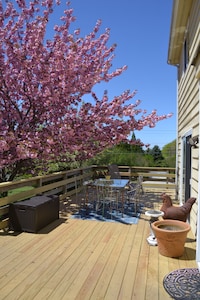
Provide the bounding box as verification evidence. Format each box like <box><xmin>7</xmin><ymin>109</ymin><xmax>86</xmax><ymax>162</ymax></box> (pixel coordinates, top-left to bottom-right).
<box><xmin>94</xmin><ymin>179</ymin><xmax>129</xmax><ymax>216</ymax></box>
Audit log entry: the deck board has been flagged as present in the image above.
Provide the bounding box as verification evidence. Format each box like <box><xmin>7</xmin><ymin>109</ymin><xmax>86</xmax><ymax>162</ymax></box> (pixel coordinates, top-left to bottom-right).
<box><xmin>89</xmin><ymin>224</ymin><xmax>128</xmax><ymax>300</ymax></box>
<box><xmin>104</xmin><ymin>225</ymin><xmax>136</xmax><ymax>300</ymax></box>
<box><xmin>34</xmin><ymin>221</ymin><xmax>104</xmax><ymax>299</ymax></box>
<box><xmin>0</xmin><ymin>191</ymin><xmax>197</xmax><ymax>300</ymax></box>
<box><xmin>132</xmin><ymin>219</ymin><xmax>149</xmax><ymax>300</ymax></box>
<box><xmin>146</xmin><ymin>245</ymin><xmax>159</xmax><ymax>299</ymax></box>
<box><xmin>158</xmin><ymin>255</ymin><xmax>170</xmax><ymax>299</ymax></box>
<box><xmin>117</xmin><ymin>225</ymin><xmax>138</xmax><ymax>300</ymax></box>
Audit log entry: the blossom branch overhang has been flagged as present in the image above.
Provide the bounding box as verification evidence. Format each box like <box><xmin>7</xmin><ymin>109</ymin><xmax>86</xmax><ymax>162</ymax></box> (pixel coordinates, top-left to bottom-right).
<box><xmin>0</xmin><ymin>0</ymin><xmax>173</xmax><ymax>173</ymax></box>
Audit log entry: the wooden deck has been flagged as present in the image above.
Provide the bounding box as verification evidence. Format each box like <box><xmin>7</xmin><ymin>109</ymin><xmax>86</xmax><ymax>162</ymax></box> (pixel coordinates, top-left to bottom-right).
<box><xmin>0</xmin><ymin>191</ymin><xmax>197</xmax><ymax>300</ymax></box>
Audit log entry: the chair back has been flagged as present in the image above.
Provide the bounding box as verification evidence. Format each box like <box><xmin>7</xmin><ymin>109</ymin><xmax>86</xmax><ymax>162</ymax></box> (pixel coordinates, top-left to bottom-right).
<box><xmin>108</xmin><ymin>164</ymin><xmax>121</xmax><ymax>179</ymax></box>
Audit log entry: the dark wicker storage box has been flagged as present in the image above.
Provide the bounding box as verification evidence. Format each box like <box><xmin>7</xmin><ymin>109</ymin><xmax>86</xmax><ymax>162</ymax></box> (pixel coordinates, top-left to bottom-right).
<box><xmin>9</xmin><ymin>195</ymin><xmax>59</xmax><ymax>233</ymax></box>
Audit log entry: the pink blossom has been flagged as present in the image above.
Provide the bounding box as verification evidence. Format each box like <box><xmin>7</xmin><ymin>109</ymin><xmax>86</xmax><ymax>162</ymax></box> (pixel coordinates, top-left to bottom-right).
<box><xmin>0</xmin><ymin>0</ymin><xmax>172</xmax><ymax>177</ymax></box>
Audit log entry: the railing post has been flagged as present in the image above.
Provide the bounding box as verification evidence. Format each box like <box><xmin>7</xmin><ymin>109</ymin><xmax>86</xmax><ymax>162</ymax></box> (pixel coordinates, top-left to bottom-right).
<box><xmin>62</xmin><ymin>173</ymin><xmax>68</xmax><ymax>195</ymax></box>
<box><xmin>129</xmin><ymin>166</ymin><xmax>132</xmax><ymax>180</ymax></box>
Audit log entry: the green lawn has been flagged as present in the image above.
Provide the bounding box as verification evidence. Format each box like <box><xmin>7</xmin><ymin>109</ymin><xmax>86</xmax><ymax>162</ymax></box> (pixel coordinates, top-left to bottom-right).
<box><xmin>8</xmin><ymin>186</ymin><xmax>34</xmax><ymax>196</ymax></box>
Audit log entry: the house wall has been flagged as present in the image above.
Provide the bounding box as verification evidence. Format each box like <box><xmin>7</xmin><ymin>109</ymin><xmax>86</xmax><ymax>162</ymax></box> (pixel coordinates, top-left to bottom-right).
<box><xmin>176</xmin><ymin>0</ymin><xmax>200</xmax><ymax>236</ymax></box>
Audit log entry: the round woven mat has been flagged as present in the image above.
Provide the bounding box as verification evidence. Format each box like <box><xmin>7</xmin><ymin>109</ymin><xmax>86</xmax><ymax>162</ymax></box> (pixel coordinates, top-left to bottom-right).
<box><xmin>163</xmin><ymin>268</ymin><xmax>200</xmax><ymax>299</ymax></box>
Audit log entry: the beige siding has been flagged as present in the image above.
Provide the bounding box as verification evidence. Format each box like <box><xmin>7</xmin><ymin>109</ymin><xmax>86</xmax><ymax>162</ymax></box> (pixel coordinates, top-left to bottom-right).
<box><xmin>176</xmin><ymin>0</ymin><xmax>200</xmax><ymax>237</ymax></box>
<box><xmin>189</xmin><ymin>1</ymin><xmax>200</xmax><ymax>61</ymax></box>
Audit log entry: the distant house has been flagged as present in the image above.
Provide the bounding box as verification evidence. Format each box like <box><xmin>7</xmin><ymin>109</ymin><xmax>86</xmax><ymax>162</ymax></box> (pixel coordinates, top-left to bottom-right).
<box><xmin>168</xmin><ymin>0</ymin><xmax>200</xmax><ymax>267</ymax></box>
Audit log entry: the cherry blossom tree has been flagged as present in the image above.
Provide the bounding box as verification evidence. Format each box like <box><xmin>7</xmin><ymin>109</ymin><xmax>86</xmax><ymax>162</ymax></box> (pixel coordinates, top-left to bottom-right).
<box><xmin>0</xmin><ymin>0</ymin><xmax>172</xmax><ymax>182</ymax></box>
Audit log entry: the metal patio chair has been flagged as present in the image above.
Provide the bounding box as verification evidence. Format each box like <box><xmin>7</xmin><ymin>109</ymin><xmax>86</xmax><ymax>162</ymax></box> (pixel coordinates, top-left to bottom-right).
<box><xmin>108</xmin><ymin>164</ymin><xmax>121</xmax><ymax>179</ymax></box>
<box><xmin>126</xmin><ymin>176</ymin><xmax>144</xmax><ymax>213</ymax></box>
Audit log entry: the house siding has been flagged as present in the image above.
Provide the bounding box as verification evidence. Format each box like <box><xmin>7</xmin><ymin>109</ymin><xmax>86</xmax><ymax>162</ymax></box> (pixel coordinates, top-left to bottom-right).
<box><xmin>175</xmin><ymin>0</ymin><xmax>200</xmax><ymax>236</ymax></box>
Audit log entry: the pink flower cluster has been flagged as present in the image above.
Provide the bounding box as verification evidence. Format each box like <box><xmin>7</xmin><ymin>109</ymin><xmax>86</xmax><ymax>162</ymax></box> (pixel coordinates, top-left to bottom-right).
<box><xmin>0</xmin><ymin>0</ymin><xmax>172</xmax><ymax>171</ymax></box>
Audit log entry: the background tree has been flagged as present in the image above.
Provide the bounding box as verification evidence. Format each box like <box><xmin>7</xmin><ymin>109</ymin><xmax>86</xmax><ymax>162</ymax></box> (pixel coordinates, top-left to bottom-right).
<box><xmin>149</xmin><ymin>145</ymin><xmax>164</xmax><ymax>166</ymax></box>
<box><xmin>129</xmin><ymin>132</ymin><xmax>144</xmax><ymax>153</ymax></box>
<box><xmin>0</xmin><ymin>0</ymin><xmax>172</xmax><ymax>182</ymax></box>
<box><xmin>162</xmin><ymin>139</ymin><xmax>176</xmax><ymax>167</ymax></box>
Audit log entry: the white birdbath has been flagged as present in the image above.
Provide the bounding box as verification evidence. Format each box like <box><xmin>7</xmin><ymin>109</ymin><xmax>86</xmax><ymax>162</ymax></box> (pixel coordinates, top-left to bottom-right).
<box><xmin>145</xmin><ymin>210</ymin><xmax>164</xmax><ymax>246</ymax></box>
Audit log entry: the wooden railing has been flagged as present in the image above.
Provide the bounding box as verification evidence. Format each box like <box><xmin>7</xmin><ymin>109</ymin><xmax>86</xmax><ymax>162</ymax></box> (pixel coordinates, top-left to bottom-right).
<box><xmin>94</xmin><ymin>165</ymin><xmax>176</xmax><ymax>187</ymax></box>
<box><xmin>0</xmin><ymin>165</ymin><xmax>176</xmax><ymax>231</ymax></box>
<box><xmin>0</xmin><ymin>166</ymin><xmax>93</xmax><ymax>230</ymax></box>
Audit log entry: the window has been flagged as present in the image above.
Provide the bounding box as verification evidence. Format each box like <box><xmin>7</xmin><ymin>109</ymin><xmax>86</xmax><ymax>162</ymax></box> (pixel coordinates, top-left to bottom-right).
<box><xmin>178</xmin><ymin>35</ymin><xmax>189</xmax><ymax>80</ymax></box>
<box><xmin>183</xmin><ymin>37</ymin><xmax>189</xmax><ymax>71</ymax></box>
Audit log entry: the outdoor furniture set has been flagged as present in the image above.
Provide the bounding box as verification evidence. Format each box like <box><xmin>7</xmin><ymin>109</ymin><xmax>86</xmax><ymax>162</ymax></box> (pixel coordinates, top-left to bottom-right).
<box><xmin>83</xmin><ymin>176</ymin><xmax>143</xmax><ymax>219</ymax></box>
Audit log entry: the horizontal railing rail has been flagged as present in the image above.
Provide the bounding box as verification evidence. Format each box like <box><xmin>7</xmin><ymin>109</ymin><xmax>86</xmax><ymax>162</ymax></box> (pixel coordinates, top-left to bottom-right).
<box><xmin>94</xmin><ymin>165</ymin><xmax>176</xmax><ymax>191</ymax></box>
<box><xmin>0</xmin><ymin>165</ymin><xmax>176</xmax><ymax>231</ymax></box>
<box><xmin>0</xmin><ymin>167</ymin><xmax>93</xmax><ymax>230</ymax></box>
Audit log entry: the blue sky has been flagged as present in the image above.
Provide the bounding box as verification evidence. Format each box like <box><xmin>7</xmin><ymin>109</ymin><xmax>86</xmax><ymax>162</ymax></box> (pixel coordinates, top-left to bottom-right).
<box><xmin>50</xmin><ymin>0</ymin><xmax>177</xmax><ymax>149</ymax></box>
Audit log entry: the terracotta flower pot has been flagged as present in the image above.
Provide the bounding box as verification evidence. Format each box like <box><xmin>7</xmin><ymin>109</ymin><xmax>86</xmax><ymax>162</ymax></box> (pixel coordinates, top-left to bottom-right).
<box><xmin>152</xmin><ymin>219</ymin><xmax>191</xmax><ymax>257</ymax></box>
